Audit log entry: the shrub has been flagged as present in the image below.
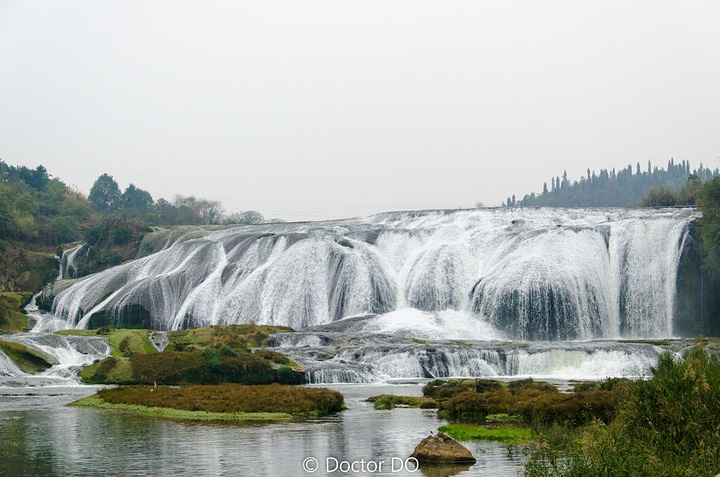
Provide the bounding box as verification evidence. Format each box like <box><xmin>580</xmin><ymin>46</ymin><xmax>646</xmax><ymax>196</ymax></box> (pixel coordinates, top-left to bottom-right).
<box><xmin>276</xmin><ymin>365</ymin><xmax>295</xmax><ymax>384</ymax></box>
<box><xmin>112</xmin><ymin>227</ymin><xmax>133</xmax><ymax>244</ymax></box>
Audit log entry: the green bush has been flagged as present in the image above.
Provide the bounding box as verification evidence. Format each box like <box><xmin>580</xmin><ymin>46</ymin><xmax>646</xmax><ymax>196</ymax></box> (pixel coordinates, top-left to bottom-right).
<box><xmin>112</xmin><ymin>227</ymin><xmax>133</xmax><ymax>244</ymax></box>
<box><xmin>220</xmin><ymin>345</ymin><xmax>236</xmax><ymax>357</ymax></box>
<box><xmin>277</xmin><ymin>365</ymin><xmax>295</xmax><ymax>384</ymax></box>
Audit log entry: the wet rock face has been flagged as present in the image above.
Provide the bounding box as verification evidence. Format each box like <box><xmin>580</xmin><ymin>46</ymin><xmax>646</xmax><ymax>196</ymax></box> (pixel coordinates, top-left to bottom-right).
<box><xmin>410</xmin><ymin>433</ymin><xmax>476</xmax><ymax>464</ymax></box>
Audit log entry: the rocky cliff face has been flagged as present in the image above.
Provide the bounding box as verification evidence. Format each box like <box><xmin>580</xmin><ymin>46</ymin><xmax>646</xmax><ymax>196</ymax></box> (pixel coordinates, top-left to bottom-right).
<box><xmin>66</xmin><ymin>217</ymin><xmax>151</xmax><ymax>278</ymax></box>
<box><xmin>0</xmin><ymin>244</ymin><xmax>56</xmax><ymax>293</ymax></box>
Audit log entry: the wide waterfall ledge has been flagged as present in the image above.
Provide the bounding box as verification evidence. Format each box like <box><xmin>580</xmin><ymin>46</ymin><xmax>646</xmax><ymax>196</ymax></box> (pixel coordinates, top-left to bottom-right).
<box><xmin>41</xmin><ymin>207</ymin><xmax>698</xmax><ymax>341</ymax></box>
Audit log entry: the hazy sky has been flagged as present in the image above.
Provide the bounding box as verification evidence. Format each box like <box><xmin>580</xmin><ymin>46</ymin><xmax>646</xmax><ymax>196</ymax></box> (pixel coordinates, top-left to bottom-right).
<box><xmin>1</xmin><ymin>1</ymin><xmax>719</xmax><ymax>221</ymax></box>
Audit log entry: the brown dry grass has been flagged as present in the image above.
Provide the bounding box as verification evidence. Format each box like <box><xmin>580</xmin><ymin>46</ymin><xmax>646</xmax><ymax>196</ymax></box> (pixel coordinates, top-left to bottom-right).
<box><xmin>96</xmin><ymin>383</ymin><xmax>344</xmax><ymax>415</ymax></box>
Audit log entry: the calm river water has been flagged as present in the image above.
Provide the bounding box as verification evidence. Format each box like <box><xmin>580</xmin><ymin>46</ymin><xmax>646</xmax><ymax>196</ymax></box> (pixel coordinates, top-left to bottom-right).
<box><xmin>0</xmin><ymin>384</ymin><xmax>529</xmax><ymax>477</ymax></box>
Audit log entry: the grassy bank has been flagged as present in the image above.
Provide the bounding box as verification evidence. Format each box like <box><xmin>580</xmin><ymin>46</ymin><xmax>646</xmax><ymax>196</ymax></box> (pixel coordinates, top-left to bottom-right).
<box><xmin>70</xmin><ymin>383</ymin><xmax>345</xmax><ymax>420</ymax></box>
<box><xmin>165</xmin><ymin>324</ymin><xmax>294</xmax><ymax>352</ymax></box>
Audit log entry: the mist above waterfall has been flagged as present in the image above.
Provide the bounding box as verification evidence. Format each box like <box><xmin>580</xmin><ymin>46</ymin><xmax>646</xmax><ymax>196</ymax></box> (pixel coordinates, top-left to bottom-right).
<box><xmin>48</xmin><ymin>207</ymin><xmax>698</xmax><ymax>340</ymax></box>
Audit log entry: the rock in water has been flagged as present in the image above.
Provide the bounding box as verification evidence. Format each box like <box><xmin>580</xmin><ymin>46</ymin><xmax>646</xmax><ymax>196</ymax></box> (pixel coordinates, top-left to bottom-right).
<box><xmin>410</xmin><ymin>433</ymin><xmax>476</xmax><ymax>464</ymax></box>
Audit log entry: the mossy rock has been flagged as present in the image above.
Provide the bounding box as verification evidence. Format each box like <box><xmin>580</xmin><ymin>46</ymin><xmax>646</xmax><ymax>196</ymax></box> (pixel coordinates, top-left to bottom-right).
<box><xmin>0</xmin><ymin>340</ymin><xmax>54</xmax><ymax>374</ymax></box>
<box><xmin>0</xmin><ymin>292</ymin><xmax>33</xmax><ymax>332</ymax></box>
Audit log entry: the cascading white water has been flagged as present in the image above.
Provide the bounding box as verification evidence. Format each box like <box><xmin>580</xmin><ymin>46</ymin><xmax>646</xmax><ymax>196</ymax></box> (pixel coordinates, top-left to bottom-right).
<box><xmin>0</xmin><ymin>348</ymin><xmax>24</xmax><ymax>377</ymax></box>
<box><xmin>0</xmin><ymin>333</ymin><xmax>112</xmax><ymax>387</ymax></box>
<box><xmin>57</xmin><ymin>244</ymin><xmax>82</xmax><ymax>279</ymax></box>
<box><xmin>48</xmin><ymin>207</ymin><xmax>698</xmax><ymax>340</ymax></box>
<box><xmin>276</xmin><ymin>333</ymin><xmax>665</xmax><ymax>384</ymax></box>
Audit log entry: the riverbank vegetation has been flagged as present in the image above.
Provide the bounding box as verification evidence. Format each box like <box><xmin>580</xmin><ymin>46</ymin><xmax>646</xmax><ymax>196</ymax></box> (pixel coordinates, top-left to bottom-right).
<box><xmin>70</xmin><ymin>383</ymin><xmax>345</xmax><ymax>421</ymax></box>
<box><xmin>366</xmin><ymin>347</ymin><xmax>720</xmax><ymax>475</ymax></box>
<box><xmin>424</xmin><ymin>378</ymin><xmax>625</xmax><ymax>425</ymax></box>
<box><xmin>524</xmin><ymin>346</ymin><xmax>720</xmax><ymax>477</ymax></box>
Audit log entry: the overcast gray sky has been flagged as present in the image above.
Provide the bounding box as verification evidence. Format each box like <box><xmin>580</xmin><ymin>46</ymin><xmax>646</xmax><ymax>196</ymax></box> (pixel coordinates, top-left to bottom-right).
<box><xmin>1</xmin><ymin>1</ymin><xmax>719</xmax><ymax>221</ymax></box>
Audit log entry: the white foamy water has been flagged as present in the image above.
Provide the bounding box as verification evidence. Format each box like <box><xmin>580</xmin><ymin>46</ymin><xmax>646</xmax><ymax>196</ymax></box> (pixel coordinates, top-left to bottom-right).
<box><xmin>0</xmin><ymin>332</ymin><xmax>112</xmax><ymax>387</ymax></box>
<box><xmin>46</xmin><ymin>207</ymin><xmax>697</xmax><ymax>341</ymax></box>
<box><xmin>357</xmin><ymin>308</ymin><xmax>505</xmax><ymax>341</ymax></box>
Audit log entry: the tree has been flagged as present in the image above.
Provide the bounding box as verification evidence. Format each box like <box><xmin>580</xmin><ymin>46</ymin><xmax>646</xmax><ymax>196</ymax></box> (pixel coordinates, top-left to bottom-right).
<box><xmin>121</xmin><ymin>184</ymin><xmax>153</xmax><ymax>213</ymax></box>
<box><xmin>224</xmin><ymin>210</ymin><xmax>264</xmax><ymax>225</ymax></box>
<box><xmin>700</xmin><ymin>177</ymin><xmax>720</xmax><ymax>280</ymax></box>
<box><xmin>173</xmin><ymin>195</ymin><xmax>224</xmax><ymax>224</ymax></box>
<box><xmin>89</xmin><ymin>174</ymin><xmax>121</xmax><ymax>213</ymax></box>
<box><xmin>17</xmin><ymin>165</ymin><xmax>49</xmax><ymax>190</ymax></box>
<box><xmin>641</xmin><ymin>186</ymin><xmax>677</xmax><ymax>207</ymax></box>
<box><xmin>678</xmin><ymin>174</ymin><xmax>703</xmax><ymax>205</ymax></box>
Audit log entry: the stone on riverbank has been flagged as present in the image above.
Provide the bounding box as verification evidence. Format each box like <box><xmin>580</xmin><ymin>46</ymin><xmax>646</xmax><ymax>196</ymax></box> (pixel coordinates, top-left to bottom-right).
<box><xmin>410</xmin><ymin>432</ymin><xmax>476</xmax><ymax>464</ymax></box>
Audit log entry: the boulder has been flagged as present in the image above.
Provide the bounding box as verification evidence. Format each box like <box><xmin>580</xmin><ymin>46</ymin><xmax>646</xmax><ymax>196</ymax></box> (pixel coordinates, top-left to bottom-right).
<box><xmin>410</xmin><ymin>432</ymin><xmax>476</xmax><ymax>464</ymax></box>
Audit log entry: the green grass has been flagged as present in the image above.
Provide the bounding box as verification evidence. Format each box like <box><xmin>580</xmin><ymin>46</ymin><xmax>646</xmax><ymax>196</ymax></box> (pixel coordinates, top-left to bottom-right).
<box><xmin>57</xmin><ymin>328</ymin><xmax>156</xmax><ymax>356</ymax></box>
<box><xmin>486</xmin><ymin>413</ymin><xmax>526</xmax><ymax>422</ymax></box>
<box><xmin>0</xmin><ymin>339</ymin><xmax>54</xmax><ymax>373</ymax></box>
<box><xmin>439</xmin><ymin>424</ymin><xmax>533</xmax><ymax>444</ymax></box>
<box><xmin>68</xmin><ymin>394</ymin><xmax>293</xmax><ymax>422</ymax></box>
<box><xmin>165</xmin><ymin>324</ymin><xmax>294</xmax><ymax>352</ymax></box>
<box><xmin>78</xmin><ymin>356</ymin><xmax>135</xmax><ymax>383</ymax></box>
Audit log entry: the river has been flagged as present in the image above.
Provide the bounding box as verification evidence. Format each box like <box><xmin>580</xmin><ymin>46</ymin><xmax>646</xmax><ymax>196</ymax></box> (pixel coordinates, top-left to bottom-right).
<box><xmin>0</xmin><ymin>383</ymin><xmax>529</xmax><ymax>477</ymax></box>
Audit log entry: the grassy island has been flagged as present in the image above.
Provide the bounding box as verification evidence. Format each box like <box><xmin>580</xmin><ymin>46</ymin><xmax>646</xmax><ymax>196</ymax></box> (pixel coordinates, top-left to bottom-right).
<box><xmin>61</xmin><ymin>324</ymin><xmax>303</xmax><ymax>386</ymax></box>
<box><xmin>70</xmin><ymin>383</ymin><xmax>345</xmax><ymax>421</ymax></box>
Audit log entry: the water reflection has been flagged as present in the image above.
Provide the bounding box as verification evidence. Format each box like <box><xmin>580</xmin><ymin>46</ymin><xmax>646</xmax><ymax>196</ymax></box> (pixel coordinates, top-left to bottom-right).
<box><xmin>0</xmin><ymin>384</ymin><xmax>529</xmax><ymax>476</ymax></box>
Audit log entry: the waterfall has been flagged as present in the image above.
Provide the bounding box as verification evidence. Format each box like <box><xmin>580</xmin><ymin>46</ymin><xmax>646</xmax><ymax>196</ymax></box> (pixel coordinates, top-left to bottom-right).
<box><xmin>47</xmin><ymin>207</ymin><xmax>698</xmax><ymax>340</ymax></box>
<box><xmin>0</xmin><ymin>333</ymin><xmax>112</xmax><ymax>387</ymax></box>
<box><xmin>275</xmin><ymin>332</ymin><xmax>665</xmax><ymax>384</ymax></box>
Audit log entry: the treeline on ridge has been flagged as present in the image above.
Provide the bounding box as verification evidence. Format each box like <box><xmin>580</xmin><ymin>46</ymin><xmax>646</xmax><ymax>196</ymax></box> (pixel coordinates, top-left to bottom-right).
<box><xmin>0</xmin><ymin>161</ymin><xmax>274</xmax><ymax>250</ymax></box>
<box><xmin>506</xmin><ymin>158</ymin><xmax>718</xmax><ymax>208</ymax></box>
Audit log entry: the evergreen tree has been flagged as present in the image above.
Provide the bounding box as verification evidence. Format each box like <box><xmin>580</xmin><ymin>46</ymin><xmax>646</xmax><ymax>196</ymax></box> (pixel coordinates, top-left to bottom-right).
<box><xmin>511</xmin><ymin>160</ymin><xmax>719</xmax><ymax>208</ymax></box>
<box><xmin>121</xmin><ymin>184</ymin><xmax>153</xmax><ymax>213</ymax></box>
<box><xmin>89</xmin><ymin>174</ymin><xmax>122</xmax><ymax>213</ymax></box>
